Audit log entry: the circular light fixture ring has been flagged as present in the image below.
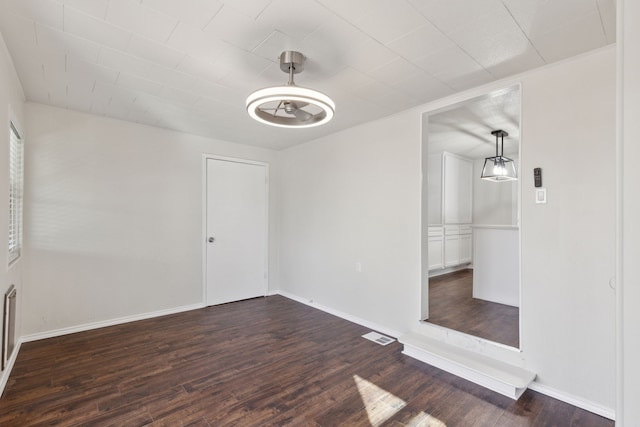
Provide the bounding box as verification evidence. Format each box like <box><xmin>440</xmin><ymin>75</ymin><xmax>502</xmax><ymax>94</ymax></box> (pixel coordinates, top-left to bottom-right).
<box><xmin>246</xmin><ymin>51</ymin><xmax>335</xmax><ymax>128</ymax></box>
<box><xmin>246</xmin><ymin>85</ymin><xmax>335</xmax><ymax>129</ymax></box>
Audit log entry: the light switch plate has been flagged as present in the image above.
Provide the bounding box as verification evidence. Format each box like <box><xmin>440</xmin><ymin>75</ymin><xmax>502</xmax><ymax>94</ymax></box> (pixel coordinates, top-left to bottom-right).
<box><xmin>535</xmin><ymin>188</ymin><xmax>547</xmax><ymax>204</ymax></box>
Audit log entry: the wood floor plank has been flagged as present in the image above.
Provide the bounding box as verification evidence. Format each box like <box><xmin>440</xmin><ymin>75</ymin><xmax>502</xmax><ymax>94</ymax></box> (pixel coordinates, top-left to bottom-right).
<box><xmin>0</xmin><ymin>295</ymin><xmax>613</xmax><ymax>426</ymax></box>
<box><xmin>428</xmin><ymin>269</ymin><xmax>520</xmax><ymax>348</ymax></box>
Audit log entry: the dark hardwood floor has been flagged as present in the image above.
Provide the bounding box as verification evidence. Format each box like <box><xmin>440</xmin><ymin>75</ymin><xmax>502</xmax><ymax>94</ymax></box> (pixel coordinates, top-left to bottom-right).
<box><xmin>427</xmin><ymin>269</ymin><xmax>520</xmax><ymax>348</ymax></box>
<box><xmin>0</xmin><ymin>295</ymin><xmax>610</xmax><ymax>426</ymax></box>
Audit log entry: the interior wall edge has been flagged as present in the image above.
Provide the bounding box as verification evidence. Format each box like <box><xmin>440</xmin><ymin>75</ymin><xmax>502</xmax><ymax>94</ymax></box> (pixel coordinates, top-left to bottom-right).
<box><xmin>0</xmin><ymin>28</ymin><xmax>26</xmax><ymax>403</ymax></box>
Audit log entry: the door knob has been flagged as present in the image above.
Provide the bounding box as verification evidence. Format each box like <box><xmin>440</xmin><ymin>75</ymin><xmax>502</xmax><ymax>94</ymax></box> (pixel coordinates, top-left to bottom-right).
<box><xmin>208</xmin><ymin>237</ymin><xmax>215</xmax><ymax>243</ymax></box>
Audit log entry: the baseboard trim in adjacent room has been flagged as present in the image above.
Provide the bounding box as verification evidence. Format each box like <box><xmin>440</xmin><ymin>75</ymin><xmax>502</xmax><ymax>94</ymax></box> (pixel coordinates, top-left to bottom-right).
<box><xmin>21</xmin><ymin>303</ymin><xmax>206</xmax><ymax>343</ymax></box>
<box><xmin>528</xmin><ymin>382</ymin><xmax>615</xmax><ymax>421</ymax></box>
<box><xmin>276</xmin><ymin>291</ymin><xmax>402</xmax><ymax>339</ymax></box>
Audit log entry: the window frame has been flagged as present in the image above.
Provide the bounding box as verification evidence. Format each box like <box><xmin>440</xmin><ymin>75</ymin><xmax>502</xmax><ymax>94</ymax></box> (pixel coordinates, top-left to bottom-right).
<box><xmin>8</xmin><ymin>119</ymin><xmax>23</xmax><ymax>266</ymax></box>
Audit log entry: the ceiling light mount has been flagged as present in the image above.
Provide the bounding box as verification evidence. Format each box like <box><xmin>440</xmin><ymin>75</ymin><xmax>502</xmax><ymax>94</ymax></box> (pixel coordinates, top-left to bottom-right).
<box><xmin>246</xmin><ymin>51</ymin><xmax>335</xmax><ymax>128</ymax></box>
<box><xmin>279</xmin><ymin>50</ymin><xmax>304</xmax><ymax>75</ymax></box>
<box><xmin>481</xmin><ymin>129</ymin><xmax>518</xmax><ymax>182</ymax></box>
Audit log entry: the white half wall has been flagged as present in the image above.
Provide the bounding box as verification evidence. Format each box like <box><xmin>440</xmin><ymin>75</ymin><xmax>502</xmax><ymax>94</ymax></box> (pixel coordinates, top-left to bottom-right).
<box><xmin>0</xmin><ymin>32</ymin><xmax>25</xmax><ymax>389</ymax></box>
<box><xmin>472</xmin><ymin>227</ymin><xmax>519</xmax><ymax>307</ymax></box>
<box><xmin>279</xmin><ymin>46</ymin><xmax>616</xmax><ymax>411</ymax></box>
<box><xmin>22</xmin><ymin>104</ymin><xmax>279</xmax><ymax>336</ymax></box>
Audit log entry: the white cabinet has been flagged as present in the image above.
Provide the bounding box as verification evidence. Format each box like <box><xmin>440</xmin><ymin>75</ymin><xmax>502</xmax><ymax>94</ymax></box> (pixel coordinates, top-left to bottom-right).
<box><xmin>443</xmin><ymin>152</ymin><xmax>473</xmax><ymax>224</ymax></box>
<box><xmin>427</xmin><ymin>154</ymin><xmax>443</xmax><ymax>225</ymax></box>
<box><xmin>429</xmin><ymin>152</ymin><xmax>474</xmax><ymax>272</ymax></box>
<box><xmin>441</xmin><ymin>225</ymin><xmax>473</xmax><ymax>268</ymax></box>
<box><xmin>444</xmin><ymin>235</ymin><xmax>460</xmax><ymax>267</ymax></box>
<box><xmin>427</xmin><ymin>227</ymin><xmax>444</xmax><ymax>270</ymax></box>
<box><xmin>460</xmin><ymin>233</ymin><xmax>473</xmax><ymax>264</ymax></box>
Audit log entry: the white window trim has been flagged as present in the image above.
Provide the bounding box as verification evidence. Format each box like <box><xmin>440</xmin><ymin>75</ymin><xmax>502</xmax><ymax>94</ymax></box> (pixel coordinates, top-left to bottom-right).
<box><xmin>8</xmin><ymin>117</ymin><xmax>23</xmax><ymax>266</ymax></box>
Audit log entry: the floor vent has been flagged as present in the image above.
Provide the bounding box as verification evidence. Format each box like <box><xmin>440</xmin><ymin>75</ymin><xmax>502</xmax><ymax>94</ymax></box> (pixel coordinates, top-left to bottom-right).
<box><xmin>362</xmin><ymin>331</ymin><xmax>395</xmax><ymax>346</ymax></box>
<box><xmin>2</xmin><ymin>285</ymin><xmax>17</xmax><ymax>371</ymax></box>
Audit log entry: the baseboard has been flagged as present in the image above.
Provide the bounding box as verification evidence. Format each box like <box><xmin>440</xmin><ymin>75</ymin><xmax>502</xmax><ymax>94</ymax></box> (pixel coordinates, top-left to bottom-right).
<box><xmin>276</xmin><ymin>291</ymin><xmax>402</xmax><ymax>338</ymax></box>
<box><xmin>21</xmin><ymin>303</ymin><xmax>206</xmax><ymax>343</ymax></box>
<box><xmin>528</xmin><ymin>382</ymin><xmax>615</xmax><ymax>421</ymax></box>
<box><xmin>0</xmin><ymin>338</ymin><xmax>23</xmax><ymax>398</ymax></box>
<box><xmin>428</xmin><ymin>265</ymin><xmax>472</xmax><ymax>278</ymax></box>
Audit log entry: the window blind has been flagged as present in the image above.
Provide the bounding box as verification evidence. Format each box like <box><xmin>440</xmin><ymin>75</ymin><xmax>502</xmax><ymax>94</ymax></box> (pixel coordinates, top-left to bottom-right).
<box><xmin>8</xmin><ymin>122</ymin><xmax>23</xmax><ymax>265</ymax></box>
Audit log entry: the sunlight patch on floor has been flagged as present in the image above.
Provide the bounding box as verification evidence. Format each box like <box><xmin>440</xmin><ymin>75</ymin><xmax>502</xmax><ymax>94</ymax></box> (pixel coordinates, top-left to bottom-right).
<box><xmin>405</xmin><ymin>412</ymin><xmax>448</xmax><ymax>427</ymax></box>
<box><xmin>353</xmin><ymin>375</ymin><xmax>446</xmax><ymax>426</ymax></box>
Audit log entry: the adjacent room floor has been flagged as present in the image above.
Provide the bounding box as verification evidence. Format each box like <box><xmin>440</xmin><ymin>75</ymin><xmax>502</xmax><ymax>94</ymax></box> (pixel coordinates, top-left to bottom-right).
<box><xmin>0</xmin><ymin>295</ymin><xmax>608</xmax><ymax>426</ymax></box>
<box><xmin>426</xmin><ymin>269</ymin><xmax>519</xmax><ymax>348</ymax></box>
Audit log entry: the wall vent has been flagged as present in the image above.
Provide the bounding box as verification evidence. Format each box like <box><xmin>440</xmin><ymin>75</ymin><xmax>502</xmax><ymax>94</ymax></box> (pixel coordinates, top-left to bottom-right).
<box><xmin>2</xmin><ymin>285</ymin><xmax>17</xmax><ymax>371</ymax></box>
<box><xmin>362</xmin><ymin>331</ymin><xmax>395</xmax><ymax>346</ymax></box>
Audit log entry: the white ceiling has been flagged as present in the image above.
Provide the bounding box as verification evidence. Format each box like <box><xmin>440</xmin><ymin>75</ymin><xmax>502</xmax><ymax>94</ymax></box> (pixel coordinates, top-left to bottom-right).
<box><xmin>428</xmin><ymin>85</ymin><xmax>521</xmax><ymax>160</ymax></box>
<box><xmin>0</xmin><ymin>0</ymin><xmax>615</xmax><ymax>150</ymax></box>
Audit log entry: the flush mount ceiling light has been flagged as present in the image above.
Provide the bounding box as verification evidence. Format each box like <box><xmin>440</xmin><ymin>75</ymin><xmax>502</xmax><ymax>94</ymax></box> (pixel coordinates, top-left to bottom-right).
<box><xmin>481</xmin><ymin>130</ymin><xmax>518</xmax><ymax>182</ymax></box>
<box><xmin>246</xmin><ymin>51</ymin><xmax>335</xmax><ymax>128</ymax></box>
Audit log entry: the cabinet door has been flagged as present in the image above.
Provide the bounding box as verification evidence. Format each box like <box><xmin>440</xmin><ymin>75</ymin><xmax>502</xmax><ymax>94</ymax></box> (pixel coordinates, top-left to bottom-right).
<box><xmin>444</xmin><ymin>235</ymin><xmax>460</xmax><ymax>267</ymax></box>
<box><xmin>428</xmin><ymin>237</ymin><xmax>444</xmax><ymax>270</ymax></box>
<box><xmin>427</xmin><ymin>154</ymin><xmax>443</xmax><ymax>225</ymax></box>
<box><xmin>443</xmin><ymin>154</ymin><xmax>460</xmax><ymax>223</ymax></box>
<box><xmin>459</xmin><ymin>233</ymin><xmax>473</xmax><ymax>264</ymax></box>
<box><xmin>458</xmin><ymin>159</ymin><xmax>473</xmax><ymax>223</ymax></box>
<box><xmin>443</xmin><ymin>153</ymin><xmax>473</xmax><ymax>224</ymax></box>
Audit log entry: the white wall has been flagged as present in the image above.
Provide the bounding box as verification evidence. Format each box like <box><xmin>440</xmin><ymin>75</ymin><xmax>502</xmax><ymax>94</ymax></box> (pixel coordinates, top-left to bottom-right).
<box><xmin>279</xmin><ymin>112</ymin><xmax>422</xmax><ymax>334</ymax></box>
<box><xmin>279</xmin><ymin>47</ymin><xmax>616</xmax><ymax>411</ymax></box>
<box><xmin>0</xmin><ymin>32</ymin><xmax>25</xmax><ymax>389</ymax></box>
<box><xmin>620</xmin><ymin>0</ymin><xmax>640</xmax><ymax>423</ymax></box>
<box><xmin>520</xmin><ymin>47</ymin><xmax>616</xmax><ymax>411</ymax></box>
<box><xmin>22</xmin><ymin>104</ymin><xmax>279</xmax><ymax>336</ymax></box>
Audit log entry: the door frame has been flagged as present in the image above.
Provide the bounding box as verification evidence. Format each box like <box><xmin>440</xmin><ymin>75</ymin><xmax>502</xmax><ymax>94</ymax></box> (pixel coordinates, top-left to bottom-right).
<box><xmin>201</xmin><ymin>154</ymin><xmax>270</xmax><ymax>305</ymax></box>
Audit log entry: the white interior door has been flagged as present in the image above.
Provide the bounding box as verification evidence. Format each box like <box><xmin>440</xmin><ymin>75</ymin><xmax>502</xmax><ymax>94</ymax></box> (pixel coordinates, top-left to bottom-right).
<box><xmin>206</xmin><ymin>158</ymin><xmax>268</xmax><ymax>306</ymax></box>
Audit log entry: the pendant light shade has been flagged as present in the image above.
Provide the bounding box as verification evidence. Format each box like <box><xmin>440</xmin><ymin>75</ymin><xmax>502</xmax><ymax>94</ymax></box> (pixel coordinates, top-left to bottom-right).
<box><xmin>481</xmin><ymin>130</ymin><xmax>517</xmax><ymax>182</ymax></box>
<box><xmin>246</xmin><ymin>51</ymin><xmax>335</xmax><ymax>128</ymax></box>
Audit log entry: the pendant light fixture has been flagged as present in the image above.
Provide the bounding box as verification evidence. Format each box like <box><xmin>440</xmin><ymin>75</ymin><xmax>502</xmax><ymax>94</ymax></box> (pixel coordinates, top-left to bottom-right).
<box><xmin>246</xmin><ymin>51</ymin><xmax>335</xmax><ymax>128</ymax></box>
<box><xmin>481</xmin><ymin>130</ymin><xmax>517</xmax><ymax>181</ymax></box>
